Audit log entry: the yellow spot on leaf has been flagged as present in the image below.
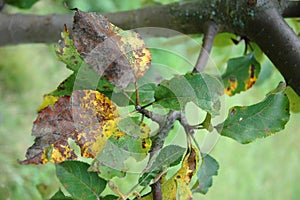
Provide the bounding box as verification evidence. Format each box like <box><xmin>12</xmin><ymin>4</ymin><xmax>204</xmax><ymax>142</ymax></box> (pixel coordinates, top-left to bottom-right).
<box><xmin>225</xmin><ymin>77</ymin><xmax>238</xmax><ymax>96</ymax></box>
<box><xmin>245</xmin><ymin>64</ymin><xmax>257</xmax><ymax>90</ymax></box>
<box><xmin>141</xmin><ymin>146</ymin><xmax>199</xmax><ymax>200</ymax></box>
<box><xmin>37</xmin><ymin>95</ymin><xmax>59</xmax><ymax>112</ymax></box>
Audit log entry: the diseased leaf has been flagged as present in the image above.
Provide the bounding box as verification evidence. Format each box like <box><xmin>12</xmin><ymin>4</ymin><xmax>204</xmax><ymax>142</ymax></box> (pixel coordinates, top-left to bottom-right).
<box><xmin>140</xmin><ymin>146</ymin><xmax>199</xmax><ymax>200</ymax></box>
<box><xmin>49</xmin><ymin>74</ymin><xmax>77</xmax><ymax>97</ymax></box>
<box><xmin>222</xmin><ymin>52</ymin><xmax>260</xmax><ymax>96</ymax></box>
<box><xmin>20</xmin><ymin>90</ymin><xmax>119</xmax><ymax>164</ymax></box>
<box><xmin>49</xmin><ymin>67</ymin><xmax>115</xmax><ymax>99</ymax></box>
<box><xmin>37</xmin><ymin>95</ymin><xmax>59</xmax><ymax>112</ymax></box>
<box><xmin>173</xmin><ymin>146</ymin><xmax>198</xmax><ymax>200</ymax></box>
<box><xmin>117</xmin><ymin>117</ymin><xmax>151</xmax><ymax>138</ymax></box>
<box><xmin>217</xmin><ymin>82</ymin><xmax>290</xmax><ymax>144</ymax></box>
<box><xmin>89</xmin><ymin>122</ymin><xmax>151</xmax><ymax>179</ymax></box>
<box><xmin>56</xmin><ymin>161</ymin><xmax>106</xmax><ymax>200</ymax></box>
<box><xmin>110</xmin><ymin>131</ymin><xmax>152</xmax><ymax>161</ymax></box>
<box><xmin>72</xmin><ymin>9</ymin><xmax>151</xmax><ymax>88</ymax></box>
<box><xmin>154</xmin><ymin>73</ymin><xmax>223</xmax><ymax>115</ymax></box>
<box><xmin>139</xmin><ymin>145</ymin><xmax>186</xmax><ymax>186</ymax></box>
<box><xmin>55</xmin><ymin>25</ymin><xmax>83</xmax><ymax>72</ymax></box>
<box><xmin>4</xmin><ymin>0</ymin><xmax>39</xmax><ymax>8</ymax></box>
<box><xmin>192</xmin><ymin>154</ymin><xmax>219</xmax><ymax>194</ymax></box>
<box><xmin>176</xmin><ymin>179</ymin><xmax>193</xmax><ymax>200</ymax></box>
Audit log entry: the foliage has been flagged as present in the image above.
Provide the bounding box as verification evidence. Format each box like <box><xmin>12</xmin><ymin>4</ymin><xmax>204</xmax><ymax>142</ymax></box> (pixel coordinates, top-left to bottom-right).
<box><xmin>4</xmin><ymin>0</ymin><xmax>39</xmax><ymax>9</ymax></box>
<box><xmin>14</xmin><ymin>3</ymin><xmax>296</xmax><ymax>200</ymax></box>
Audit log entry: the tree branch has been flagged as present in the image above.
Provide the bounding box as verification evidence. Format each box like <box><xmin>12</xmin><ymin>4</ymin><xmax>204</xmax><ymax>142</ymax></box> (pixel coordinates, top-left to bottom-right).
<box><xmin>283</xmin><ymin>1</ymin><xmax>300</xmax><ymax>17</ymax></box>
<box><xmin>244</xmin><ymin>5</ymin><xmax>300</xmax><ymax>94</ymax></box>
<box><xmin>193</xmin><ymin>20</ymin><xmax>219</xmax><ymax>73</ymax></box>
<box><xmin>146</xmin><ymin>110</ymin><xmax>181</xmax><ymax>199</ymax></box>
<box><xmin>1</xmin><ymin>0</ymin><xmax>299</xmax><ymax>94</ymax></box>
<box><xmin>0</xmin><ymin>13</ymin><xmax>72</xmax><ymax>45</ymax></box>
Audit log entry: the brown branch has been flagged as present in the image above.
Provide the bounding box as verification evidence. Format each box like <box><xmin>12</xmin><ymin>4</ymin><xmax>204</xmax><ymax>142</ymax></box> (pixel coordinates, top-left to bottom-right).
<box><xmin>283</xmin><ymin>1</ymin><xmax>300</xmax><ymax>17</ymax></box>
<box><xmin>143</xmin><ymin>110</ymin><xmax>181</xmax><ymax>199</ymax></box>
<box><xmin>244</xmin><ymin>6</ymin><xmax>300</xmax><ymax>94</ymax></box>
<box><xmin>150</xmin><ymin>181</ymin><xmax>162</xmax><ymax>200</ymax></box>
<box><xmin>0</xmin><ymin>13</ymin><xmax>72</xmax><ymax>45</ymax></box>
<box><xmin>193</xmin><ymin>20</ymin><xmax>219</xmax><ymax>73</ymax></box>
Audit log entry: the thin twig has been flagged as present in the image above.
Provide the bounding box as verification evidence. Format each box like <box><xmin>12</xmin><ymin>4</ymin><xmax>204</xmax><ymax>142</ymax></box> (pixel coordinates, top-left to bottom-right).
<box><xmin>147</xmin><ymin>110</ymin><xmax>181</xmax><ymax>199</ymax></box>
<box><xmin>193</xmin><ymin>20</ymin><xmax>219</xmax><ymax>73</ymax></box>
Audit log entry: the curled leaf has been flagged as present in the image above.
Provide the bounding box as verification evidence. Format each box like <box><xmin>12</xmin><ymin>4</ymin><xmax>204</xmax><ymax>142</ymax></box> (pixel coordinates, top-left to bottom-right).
<box><xmin>192</xmin><ymin>154</ymin><xmax>219</xmax><ymax>194</ymax></box>
<box><xmin>20</xmin><ymin>90</ymin><xmax>119</xmax><ymax>164</ymax></box>
<box><xmin>72</xmin><ymin>9</ymin><xmax>151</xmax><ymax>88</ymax></box>
<box><xmin>140</xmin><ymin>146</ymin><xmax>199</xmax><ymax>200</ymax></box>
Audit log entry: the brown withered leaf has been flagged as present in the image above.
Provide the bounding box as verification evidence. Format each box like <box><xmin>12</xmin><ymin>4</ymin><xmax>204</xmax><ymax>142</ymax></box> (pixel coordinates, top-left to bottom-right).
<box><xmin>72</xmin><ymin>9</ymin><xmax>151</xmax><ymax>88</ymax></box>
<box><xmin>20</xmin><ymin>90</ymin><xmax>119</xmax><ymax>164</ymax></box>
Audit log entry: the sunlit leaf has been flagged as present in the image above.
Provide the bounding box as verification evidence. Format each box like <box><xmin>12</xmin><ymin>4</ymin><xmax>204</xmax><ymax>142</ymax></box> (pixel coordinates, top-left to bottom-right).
<box><xmin>56</xmin><ymin>161</ymin><xmax>106</xmax><ymax>200</ymax></box>
<box><xmin>72</xmin><ymin>9</ymin><xmax>151</xmax><ymax>88</ymax></box>
<box><xmin>20</xmin><ymin>90</ymin><xmax>119</xmax><ymax>164</ymax></box>
<box><xmin>222</xmin><ymin>52</ymin><xmax>260</xmax><ymax>96</ymax></box>
<box><xmin>154</xmin><ymin>73</ymin><xmax>223</xmax><ymax>115</ymax></box>
<box><xmin>286</xmin><ymin>86</ymin><xmax>300</xmax><ymax>113</ymax></box>
<box><xmin>192</xmin><ymin>154</ymin><xmax>219</xmax><ymax>194</ymax></box>
<box><xmin>217</xmin><ymin>82</ymin><xmax>290</xmax><ymax>144</ymax></box>
<box><xmin>37</xmin><ymin>95</ymin><xmax>59</xmax><ymax>112</ymax></box>
<box><xmin>213</xmin><ymin>33</ymin><xmax>236</xmax><ymax>47</ymax></box>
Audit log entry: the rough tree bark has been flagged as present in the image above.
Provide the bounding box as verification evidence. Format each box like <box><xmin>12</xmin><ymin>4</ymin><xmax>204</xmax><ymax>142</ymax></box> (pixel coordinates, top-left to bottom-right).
<box><xmin>0</xmin><ymin>0</ymin><xmax>299</xmax><ymax>95</ymax></box>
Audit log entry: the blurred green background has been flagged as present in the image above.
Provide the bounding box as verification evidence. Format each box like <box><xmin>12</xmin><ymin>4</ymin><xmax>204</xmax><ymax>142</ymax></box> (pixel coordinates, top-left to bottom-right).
<box><xmin>0</xmin><ymin>0</ymin><xmax>299</xmax><ymax>199</ymax></box>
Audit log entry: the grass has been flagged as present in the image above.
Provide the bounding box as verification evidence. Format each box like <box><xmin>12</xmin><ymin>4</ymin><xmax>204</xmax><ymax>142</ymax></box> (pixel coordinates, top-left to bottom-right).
<box><xmin>0</xmin><ymin>44</ymin><xmax>70</xmax><ymax>199</ymax></box>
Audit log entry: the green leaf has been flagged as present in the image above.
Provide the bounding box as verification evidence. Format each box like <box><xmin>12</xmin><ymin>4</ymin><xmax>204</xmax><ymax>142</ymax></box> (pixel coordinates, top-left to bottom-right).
<box><xmin>217</xmin><ymin>82</ymin><xmax>290</xmax><ymax>144</ymax></box>
<box><xmin>110</xmin><ymin>83</ymin><xmax>155</xmax><ymax>107</ymax></box>
<box><xmin>49</xmin><ymin>74</ymin><xmax>76</xmax><ymax>97</ymax></box>
<box><xmin>56</xmin><ymin>161</ymin><xmax>107</xmax><ymax>200</ymax></box>
<box><xmin>49</xmin><ymin>72</ymin><xmax>114</xmax><ymax>98</ymax></box>
<box><xmin>49</xmin><ymin>189</ymin><xmax>73</xmax><ymax>200</ymax></box>
<box><xmin>4</xmin><ymin>0</ymin><xmax>39</xmax><ymax>8</ymax></box>
<box><xmin>89</xmin><ymin>140</ymin><xmax>127</xmax><ymax>180</ymax></box>
<box><xmin>192</xmin><ymin>154</ymin><xmax>219</xmax><ymax>194</ymax></box>
<box><xmin>286</xmin><ymin>86</ymin><xmax>300</xmax><ymax>113</ymax></box>
<box><xmin>101</xmin><ymin>195</ymin><xmax>119</xmax><ymax>200</ymax></box>
<box><xmin>154</xmin><ymin>73</ymin><xmax>223</xmax><ymax>115</ymax></box>
<box><xmin>109</xmin><ymin>134</ymin><xmax>151</xmax><ymax>161</ymax></box>
<box><xmin>222</xmin><ymin>52</ymin><xmax>261</xmax><ymax>96</ymax></box>
<box><xmin>139</xmin><ymin>145</ymin><xmax>186</xmax><ymax>186</ymax></box>
<box><xmin>55</xmin><ymin>26</ymin><xmax>83</xmax><ymax>72</ymax></box>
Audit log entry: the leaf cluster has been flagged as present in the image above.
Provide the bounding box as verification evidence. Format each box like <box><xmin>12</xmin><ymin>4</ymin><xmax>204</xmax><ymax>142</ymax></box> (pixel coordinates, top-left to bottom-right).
<box><xmin>20</xmin><ymin>9</ymin><xmax>292</xmax><ymax>199</ymax></box>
